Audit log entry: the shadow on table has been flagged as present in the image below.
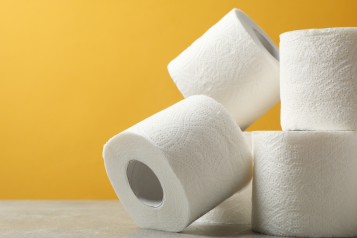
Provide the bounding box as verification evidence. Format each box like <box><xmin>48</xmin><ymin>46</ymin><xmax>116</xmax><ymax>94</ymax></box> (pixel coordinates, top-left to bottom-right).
<box><xmin>126</xmin><ymin>223</ymin><xmax>275</xmax><ymax>238</ymax></box>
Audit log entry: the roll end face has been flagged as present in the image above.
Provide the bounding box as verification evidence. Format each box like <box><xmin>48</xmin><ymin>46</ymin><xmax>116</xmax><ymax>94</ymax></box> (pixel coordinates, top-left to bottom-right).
<box><xmin>103</xmin><ymin>132</ymin><xmax>191</xmax><ymax>232</ymax></box>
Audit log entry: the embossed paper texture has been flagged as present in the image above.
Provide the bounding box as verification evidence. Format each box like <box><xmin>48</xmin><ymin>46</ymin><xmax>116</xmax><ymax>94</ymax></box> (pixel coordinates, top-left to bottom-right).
<box><xmin>168</xmin><ymin>9</ymin><xmax>279</xmax><ymax>130</ymax></box>
<box><xmin>196</xmin><ymin>132</ymin><xmax>253</xmax><ymax>225</ymax></box>
<box><xmin>103</xmin><ymin>96</ymin><xmax>252</xmax><ymax>232</ymax></box>
<box><xmin>252</xmin><ymin>131</ymin><xmax>357</xmax><ymax>237</ymax></box>
<box><xmin>280</xmin><ymin>28</ymin><xmax>357</xmax><ymax>131</ymax></box>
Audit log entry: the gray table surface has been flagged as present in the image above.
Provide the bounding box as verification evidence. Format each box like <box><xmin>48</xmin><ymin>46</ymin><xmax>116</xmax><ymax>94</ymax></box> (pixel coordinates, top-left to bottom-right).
<box><xmin>0</xmin><ymin>200</ymin><xmax>339</xmax><ymax>238</ymax></box>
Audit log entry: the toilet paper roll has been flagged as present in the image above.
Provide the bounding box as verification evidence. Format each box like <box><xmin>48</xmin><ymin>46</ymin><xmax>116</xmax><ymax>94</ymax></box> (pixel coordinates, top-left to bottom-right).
<box><xmin>103</xmin><ymin>95</ymin><xmax>252</xmax><ymax>232</ymax></box>
<box><xmin>196</xmin><ymin>132</ymin><xmax>252</xmax><ymax>225</ymax></box>
<box><xmin>280</xmin><ymin>28</ymin><xmax>357</xmax><ymax>131</ymax></box>
<box><xmin>252</xmin><ymin>131</ymin><xmax>357</xmax><ymax>237</ymax></box>
<box><xmin>168</xmin><ymin>9</ymin><xmax>280</xmax><ymax>130</ymax></box>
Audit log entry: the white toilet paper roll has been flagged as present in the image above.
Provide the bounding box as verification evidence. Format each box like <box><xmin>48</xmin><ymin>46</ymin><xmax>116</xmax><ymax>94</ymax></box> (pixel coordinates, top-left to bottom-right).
<box><xmin>280</xmin><ymin>28</ymin><xmax>357</xmax><ymax>131</ymax></box>
<box><xmin>252</xmin><ymin>131</ymin><xmax>357</xmax><ymax>237</ymax></box>
<box><xmin>103</xmin><ymin>95</ymin><xmax>252</xmax><ymax>232</ymax></box>
<box><xmin>168</xmin><ymin>9</ymin><xmax>280</xmax><ymax>130</ymax></box>
<box><xmin>196</xmin><ymin>132</ymin><xmax>252</xmax><ymax>225</ymax></box>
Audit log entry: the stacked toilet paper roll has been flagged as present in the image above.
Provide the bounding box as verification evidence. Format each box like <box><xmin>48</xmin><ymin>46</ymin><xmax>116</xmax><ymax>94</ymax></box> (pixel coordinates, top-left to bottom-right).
<box><xmin>104</xmin><ymin>7</ymin><xmax>357</xmax><ymax>235</ymax></box>
<box><xmin>168</xmin><ymin>8</ymin><xmax>280</xmax><ymax>130</ymax></box>
<box><xmin>252</xmin><ymin>131</ymin><xmax>357</xmax><ymax>237</ymax></box>
<box><xmin>103</xmin><ymin>95</ymin><xmax>252</xmax><ymax>232</ymax></box>
<box><xmin>196</xmin><ymin>132</ymin><xmax>252</xmax><ymax>225</ymax></box>
<box><xmin>251</xmin><ymin>27</ymin><xmax>357</xmax><ymax>237</ymax></box>
<box><xmin>280</xmin><ymin>28</ymin><xmax>357</xmax><ymax>131</ymax></box>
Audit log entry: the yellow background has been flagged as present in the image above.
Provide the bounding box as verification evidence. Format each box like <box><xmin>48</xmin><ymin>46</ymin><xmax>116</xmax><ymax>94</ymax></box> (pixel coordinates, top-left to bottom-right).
<box><xmin>1</xmin><ymin>0</ymin><xmax>357</xmax><ymax>199</ymax></box>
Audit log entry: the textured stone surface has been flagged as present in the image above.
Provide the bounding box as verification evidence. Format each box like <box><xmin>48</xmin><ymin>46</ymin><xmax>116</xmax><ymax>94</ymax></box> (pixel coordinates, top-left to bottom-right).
<box><xmin>0</xmin><ymin>200</ymin><xmax>290</xmax><ymax>238</ymax></box>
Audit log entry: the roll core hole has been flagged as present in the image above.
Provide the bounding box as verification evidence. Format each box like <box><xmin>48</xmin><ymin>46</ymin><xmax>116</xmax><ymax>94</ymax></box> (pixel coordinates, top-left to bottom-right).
<box><xmin>253</xmin><ymin>29</ymin><xmax>280</xmax><ymax>61</ymax></box>
<box><xmin>126</xmin><ymin>160</ymin><xmax>163</xmax><ymax>208</ymax></box>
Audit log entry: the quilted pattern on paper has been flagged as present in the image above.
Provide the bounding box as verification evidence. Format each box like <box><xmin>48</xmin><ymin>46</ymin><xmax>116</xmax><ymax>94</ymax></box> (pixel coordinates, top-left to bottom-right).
<box><xmin>280</xmin><ymin>28</ymin><xmax>357</xmax><ymax>131</ymax></box>
<box><xmin>252</xmin><ymin>131</ymin><xmax>357</xmax><ymax>237</ymax></box>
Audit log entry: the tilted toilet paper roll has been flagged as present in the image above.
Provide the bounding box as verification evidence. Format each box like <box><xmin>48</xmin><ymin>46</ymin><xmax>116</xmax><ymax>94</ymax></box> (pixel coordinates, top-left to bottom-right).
<box><xmin>196</xmin><ymin>132</ymin><xmax>252</xmax><ymax>225</ymax></box>
<box><xmin>252</xmin><ymin>131</ymin><xmax>357</xmax><ymax>237</ymax></box>
<box><xmin>168</xmin><ymin>9</ymin><xmax>280</xmax><ymax>130</ymax></box>
<box><xmin>280</xmin><ymin>28</ymin><xmax>357</xmax><ymax>131</ymax></box>
<box><xmin>103</xmin><ymin>95</ymin><xmax>252</xmax><ymax>232</ymax></box>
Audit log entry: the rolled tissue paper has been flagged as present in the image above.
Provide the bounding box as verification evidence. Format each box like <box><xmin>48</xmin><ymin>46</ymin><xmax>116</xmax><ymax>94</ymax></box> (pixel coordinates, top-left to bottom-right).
<box><xmin>252</xmin><ymin>131</ymin><xmax>357</xmax><ymax>237</ymax></box>
<box><xmin>280</xmin><ymin>28</ymin><xmax>357</xmax><ymax>131</ymax></box>
<box><xmin>196</xmin><ymin>132</ymin><xmax>252</xmax><ymax>225</ymax></box>
<box><xmin>103</xmin><ymin>95</ymin><xmax>252</xmax><ymax>232</ymax></box>
<box><xmin>168</xmin><ymin>9</ymin><xmax>280</xmax><ymax>130</ymax></box>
